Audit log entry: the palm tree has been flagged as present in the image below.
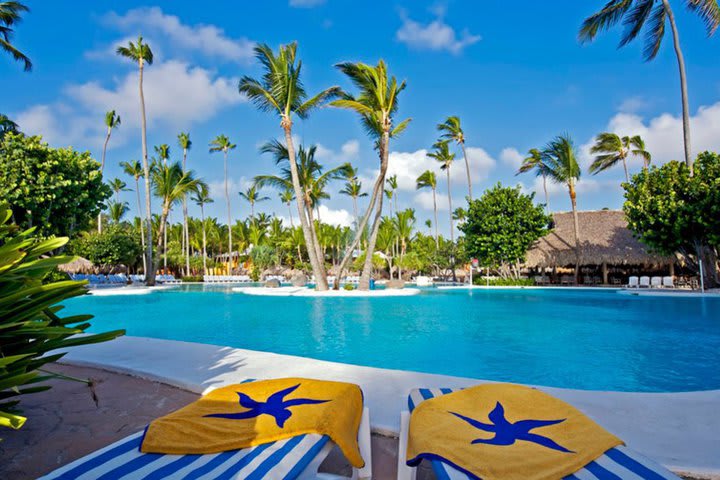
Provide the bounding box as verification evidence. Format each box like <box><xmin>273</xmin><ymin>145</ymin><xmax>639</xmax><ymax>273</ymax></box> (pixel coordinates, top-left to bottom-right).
<box><xmin>429</xmin><ymin>140</ymin><xmax>456</xmax><ymax>243</ymax></box>
<box><xmin>438</xmin><ymin>116</ymin><xmax>472</xmax><ymax>200</ymax></box>
<box><xmin>121</xmin><ymin>160</ymin><xmax>147</xmax><ymax>273</ymax></box>
<box><xmin>0</xmin><ymin>1</ymin><xmax>31</xmax><ymax>71</ymax></box>
<box><xmin>0</xmin><ymin>113</ymin><xmax>18</xmax><ymax>140</ymax></box>
<box><xmin>339</xmin><ymin>167</ymin><xmax>368</xmax><ymax>230</ymax></box>
<box><xmin>178</xmin><ymin>132</ymin><xmax>192</xmax><ymax>276</ymax></box>
<box><xmin>209</xmin><ymin>134</ymin><xmax>236</xmax><ymax>273</ymax></box>
<box><xmin>107</xmin><ymin>200</ymin><xmax>129</xmax><ymax>224</ymax></box>
<box><xmin>331</xmin><ymin>60</ymin><xmax>411</xmax><ymax>290</ymax></box>
<box><xmin>517</xmin><ymin>148</ymin><xmax>550</xmax><ymax>210</ymax></box>
<box><xmin>589</xmin><ymin>133</ymin><xmax>651</xmax><ymax>182</ymax></box>
<box><xmin>117</xmin><ymin>36</ymin><xmax>155</xmax><ymax>284</ymax></box>
<box><xmin>239</xmin><ymin>185</ymin><xmax>270</xmax><ymax>219</ymax></box>
<box><xmin>154</xmin><ymin>144</ymin><xmax>170</xmax><ymax>165</ymax></box>
<box><xmin>279</xmin><ymin>189</ymin><xmax>295</xmax><ymax>227</ymax></box>
<box><xmin>108</xmin><ymin>178</ymin><xmax>129</xmax><ymax>203</ymax></box>
<box><xmin>542</xmin><ymin>134</ymin><xmax>582</xmax><ymax>283</ymax></box>
<box><xmin>152</xmin><ymin>161</ymin><xmax>201</xmax><ymax>273</ymax></box>
<box><xmin>97</xmin><ymin>110</ymin><xmax>121</xmax><ymax>233</ymax></box>
<box><xmin>191</xmin><ymin>184</ymin><xmax>213</xmax><ymax>275</ymax></box>
<box><xmin>416</xmin><ymin>170</ymin><xmax>439</xmax><ymax>248</ymax></box>
<box><xmin>393</xmin><ymin>208</ymin><xmax>416</xmax><ymax>280</ymax></box>
<box><xmin>386</xmin><ymin>174</ymin><xmax>399</xmax><ymax>212</ymax></box>
<box><xmin>239</xmin><ymin>42</ymin><xmax>339</xmax><ymax>291</ymax></box>
<box><xmin>579</xmin><ymin>1</ymin><xmax>720</xmax><ymax>175</ymax></box>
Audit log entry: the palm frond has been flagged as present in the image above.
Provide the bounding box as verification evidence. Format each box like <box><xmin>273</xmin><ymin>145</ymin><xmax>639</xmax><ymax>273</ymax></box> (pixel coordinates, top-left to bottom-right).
<box><xmin>687</xmin><ymin>0</ymin><xmax>720</xmax><ymax>35</ymax></box>
<box><xmin>579</xmin><ymin>0</ymin><xmax>634</xmax><ymax>42</ymax></box>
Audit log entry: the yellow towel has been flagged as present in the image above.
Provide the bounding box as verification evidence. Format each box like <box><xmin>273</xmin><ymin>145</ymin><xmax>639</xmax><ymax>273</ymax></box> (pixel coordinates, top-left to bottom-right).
<box><xmin>141</xmin><ymin>378</ymin><xmax>365</xmax><ymax>468</ymax></box>
<box><xmin>407</xmin><ymin>384</ymin><xmax>623</xmax><ymax>480</ymax></box>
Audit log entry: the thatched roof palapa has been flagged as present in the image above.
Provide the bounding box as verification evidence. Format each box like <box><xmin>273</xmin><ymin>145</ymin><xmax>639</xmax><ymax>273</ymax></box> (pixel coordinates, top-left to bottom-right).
<box><xmin>525</xmin><ymin>210</ymin><xmax>670</xmax><ymax>268</ymax></box>
<box><xmin>57</xmin><ymin>256</ymin><xmax>94</xmax><ymax>274</ymax></box>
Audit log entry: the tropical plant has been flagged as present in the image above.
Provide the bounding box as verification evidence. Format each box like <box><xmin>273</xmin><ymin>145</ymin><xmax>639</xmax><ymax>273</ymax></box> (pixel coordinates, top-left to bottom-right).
<box><xmin>239</xmin><ymin>42</ymin><xmax>339</xmax><ymax>290</ymax></box>
<box><xmin>393</xmin><ymin>208</ymin><xmax>416</xmax><ymax>279</ymax></box>
<box><xmin>340</xmin><ymin>167</ymin><xmax>368</xmax><ymax>229</ymax></box>
<box><xmin>209</xmin><ymin>134</ymin><xmax>236</xmax><ymax>273</ymax></box>
<box><xmin>541</xmin><ymin>134</ymin><xmax>582</xmax><ymax>282</ymax></box>
<box><xmin>108</xmin><ymin>178</ymin><xmax>129</xmax><ymax>203</ymax></box>
<box><xmin>428</xmin><ymin>140</ymin><xmax>456</xmax><ymax>243</ymax></box>
<box><xmin>120</xmin><ymin>160</ymin><xmax>147</xmax><ymax>273</ymax></box>
<box><xmin>517</xmin><ymin>148</ymin><xmax>550</xmax><ymax>210</ymax></box>
<box><xmin>624</xmin><ymin>151</ymin><xmax>720</xmax><ymax>287</ymax></box>
<box><xmin>386</xmin><ymin>174</ymin><xmax>398</xmax><ymax>214</ymax></box>
<box><xmin>239</xmin><ymin>185</ymin><xmax>270</xmax><ymax>219</ymax></box>
<box><xmin>106</xmin><ymin>200</ymin><xmax>129</xmax><ymax>224</ymax></box>
<box><xmin>589</xmin><ymin>132</ymin><xmax>651</xmax><ymax>182</ymax></box>
<box><xmin>178</xmin><ymin>132</ymin><xmax>192</xmax><ymax>276</ymax></box>
<box><xmin>152</xmin><ymin>162</ymin><xmax>201</xmax><ymax>273</ymax></box>
<box><xmin>416</xmin><ymin>170</ymin><xmax>439</xmax><ymax>248</ymax></box>
<box><xmin>461</xmin><ymin>184</ymin><xmax>552</xmax><ymax>279</ymax></box>
<box><xmin>116</xmin><ymin>35</ymin><xmax>155</xmax><ymax>284</ymax></box>
<box><xmin>69</xmin><ymin>224</ymin><xmax>142</xmax><ymax>267</ymax></box>
<box><xmin>438</xmin><ymin>115</ymin><xmax>472</xmax><ymax>200</ymax></box>
<box><xmin>0</xmin><ymin>1</ymin><xmax>31</xmax><ymax>71</ymax></box>
<box><xmin>0</xmin><ymin>204</ymin><xmax>124</xmax><ymax>435</ymax></box>
<box><xmin>154</xmin><ymin>143</ymin><xmax>170</xmax><ymax>166</ymax></box>
<box><xmin>331</xmin><ymin>59</ymin><xmax>411</xmax><ymax>290</ymax></box>
<box><xmin>96</xmin><ymin>110</ymin><xmax>121</xmax><ymax>233</ymax></box>
<box><xmin>579</xmin><ymin>0</ymin><xmax>720</xmax><ymax>174</ymax></box>
<box><xmin>0</xmin><ymin>113</ymin><xmax>19</xmax><ymax>140</ymax></box>
<box><xmin>279</xmin><ymin>189</ymin><xmax>295</xmax><ymax>227</ymax></box>
<box><xmin>191</xmin><ymin>184</ymin><xmax>213</xmax><ymax>274</ymax></box>
<box><xmin>0</xmin><ymin>132</ymin><xmax>111</xmax><ymax>238</ymax></box>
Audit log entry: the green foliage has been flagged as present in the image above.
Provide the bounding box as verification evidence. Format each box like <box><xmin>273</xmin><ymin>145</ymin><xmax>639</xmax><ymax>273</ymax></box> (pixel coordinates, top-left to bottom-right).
<box><xmin>461</xmin><ymin>184</ymin><xmax>552</xmax><ymax>275</ymax></box>
<box><xmin>181</xmin><ymin>275</ymin><xmax>203</xmax><ymax>282</ymax></box>
<box><xmin>0</xmin><ymin>132</ymin><xmax>111</xmax><ymax>237</ymax></box>
<box><xmin>352</xmin><ymin>252</ymin><xmax>385</xmax><ymax>271</ymax></box>
<box><xmin>68</xmin><ymin>225</ymin><xmax>142</xmax><ymax>267</ymax></box>
<box><xmin>623</xmin><ymin>152</ymin><xmax>720</xmax><ymax>284</ymax></box>
<box><xmin>250</xmin><ymin>244</ymin><xmax>278</xmax><ymax>272</ymax></box>
<box><xmin>0</xmin><ymin>204</ymin><xmax>124</xmax><ymax>434</ymax></box>
<box><xmin>343</xmin><ymin>283</ymin><xmax>355</xmax><ymax>291</ymax></box>
<box><xmin>473</xmin><ymin>277</ymin><xmax>535</xmax><ymax>287</ymax></box>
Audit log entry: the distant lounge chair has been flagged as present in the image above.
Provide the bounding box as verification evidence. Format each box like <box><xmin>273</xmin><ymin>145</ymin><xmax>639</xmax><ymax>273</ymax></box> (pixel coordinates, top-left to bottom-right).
<box><xmin>627</xmin><ymin>276</ymin><xmax>639</xmax><ymax>288</ymax></box>
<box><xmin>397</xmin><ymin>387</ymin><xmax>680</xmax><ymax>480</ymax></box>
<box><xmin>662</xmin><ymin>276</ymin><xmax>675</xmax><ymax>289</ymax></box>
<box><xmin>639</xmin><ymin>276</ymin><xmax>651</xmax><ymax>288</ymax></box>
<box><xmin>41</xmin><ymin>384</ymin><xmax>372</xmax><ymax>480</ymax></box>
<box><xmin>651</xmin><ymin>276</ymin><xmax>662</xmax><ymax>288</ymax></box>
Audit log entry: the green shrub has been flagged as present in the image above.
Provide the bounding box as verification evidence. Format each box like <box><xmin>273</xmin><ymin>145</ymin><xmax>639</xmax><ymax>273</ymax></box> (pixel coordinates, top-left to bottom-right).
<box><xmin>473</xmin><ymin>276</ymin><xmax>535</xmax><ymax>286</ymax></box>
<box><xmin>0</xmin><ymin>204</ymin><xmax>124</xmax><ymax>435</ymax></box>
<box><xmin>181</xmin><ymin>275</ymin><xmax>203</xmax><ymax>282</ymax></box>
<box><xmin>68</xmin><ymin>225</ymin><xmax>142</xmax><ymax>267</ymax></box>
<box><xmin>343</xmin><ymin>283</ymin><xmax>355</xmax><ymax>291</ymax></box>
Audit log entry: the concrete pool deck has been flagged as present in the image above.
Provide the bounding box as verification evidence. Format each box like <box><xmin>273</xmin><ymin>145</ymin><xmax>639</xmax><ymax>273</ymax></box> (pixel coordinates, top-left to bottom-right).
<box><xmin>62</xmin><ymin>336</ymin><xmax>720</xmax><ymax>477</ymax></box>
<box><xmin>232</xmin><ymin>286</ymin><xmax>422</xmax><ymax>297</ymax></box>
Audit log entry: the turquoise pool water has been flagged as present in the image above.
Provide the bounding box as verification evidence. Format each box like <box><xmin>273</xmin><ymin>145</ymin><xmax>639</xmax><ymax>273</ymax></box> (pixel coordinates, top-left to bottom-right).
<box><xmin>63</xmin><ymin>286</ymin><xmax>720</xmax><ymax>392</ymax></box>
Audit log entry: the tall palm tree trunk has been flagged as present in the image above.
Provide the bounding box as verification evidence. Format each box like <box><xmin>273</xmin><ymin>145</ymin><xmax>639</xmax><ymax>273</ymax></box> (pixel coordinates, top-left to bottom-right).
<box><xmin>333</xmin><ymin>154</ymin><xmax>386</xmax><ymax>289</ymax></box>
<box><xmin>662</xmin><ymin>0</ymin><xmax>693</xmax><ymax>174</ymax></box>
<box><xmin>200</xmin><ymin>206</ymin><xmax>208</xmax><ymax>275</ymax></box>
<box><xmin>306</xmin><ymin>200</ymin><xmax>325</xmax><ymax>272</ymax></box>
<box><xmin>163</xmin><ymin>220</ymin><xmax>168</xmax><ymax>270</ymax></box>
<box><xmin>182</xmin><ymin>148</ymin><xmax>190</xmax><ymax>276</ymax></box>
<box><xmin>446</xmin><ymin>166</ymin><xmax>457</xmax><ymax>283</ymax></box>
<box><xmin>622</xmin><ymin>157</ymin><xmax>629</xmax><ymax>183</ymax></box>
<box><xmin>432</xmin><ymin>187</ymin><xmax>439</xmax><ymax>249</ymax></box>
<box><xmin>287</xmin><ymin>202</ymin><xmax>294</xmax><ymax>228</ymax></box>
<box><xmin>460</xmin><ymin>142</ymin><xmax>472</xmax><ymax>200</ymax></box>
<box><xmin>352</xmin><ymin>196</ymin><xmax>359</xmax><ymax>231</ymax></box>
<box><xmin>139</xmin><ymin>61</ymin><xmax>155</xmax><ymax>285</ymax></box>
<box><xmin>359</xmin><ymin>133</ymin><xmax>390</xmax><ymax>290</ymax></box>
<box><xmin>98</xmin><ymin>129</ymin><xmax>111</xmax><ymax>233</ymax></box>
<box><xmin>283</xmin><ymin>124</ymin><xmax>328</xmax><ymax>290</ymax></box>
<box><xmin>542</xmin><ymin>174</ymin><xmax>549</xmax><ymax>211</ymax></box>
<box><xmin>134</xmin><ymin>178</ymin><xmax>147</xmax><ymax>273</ymax></box>
<box><xmin>569</xmin><ymin>182</ymin><xmax>581</xmax><ymax>285</ymax></box>
<box><xmin>154</xmin><ymin>205</ymin><xmax>170</xmax><ymax>273</ymax></box>
<box><xmin>224</xmin><ymin>151</ymin><xmax>233</xmax><ymax>274</ymax></box>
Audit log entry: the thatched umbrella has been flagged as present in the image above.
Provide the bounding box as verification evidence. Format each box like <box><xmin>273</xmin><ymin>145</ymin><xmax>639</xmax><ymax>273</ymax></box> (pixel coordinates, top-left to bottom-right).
<box><xmin>57</xmin><ymin>256</ymin><xmax>94</xmax><ymax>274</ymax></box>
<box><xmin>525</xmin><ymin>210</ymin><xmax>671</xmax><ymax>283</ymax></box>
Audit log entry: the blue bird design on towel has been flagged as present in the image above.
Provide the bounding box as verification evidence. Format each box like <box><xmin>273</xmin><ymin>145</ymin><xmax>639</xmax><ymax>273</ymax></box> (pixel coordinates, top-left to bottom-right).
<box><xmin>450</xmin><ymin>401</ymin><xmax>574</xmax><ymax>453</ymax></box>
<box><xmin>204</xmin><ymin>383</ymin><xmax>330</xmax><ymax>428</ymax></box>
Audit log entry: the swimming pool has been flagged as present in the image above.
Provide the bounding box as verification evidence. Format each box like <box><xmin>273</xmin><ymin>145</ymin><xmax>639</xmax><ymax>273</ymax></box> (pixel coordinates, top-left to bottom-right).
<box><xmin>63</xmin><ymin>286</ymin><xmax>720</xmax><ymax>392</ymax></box>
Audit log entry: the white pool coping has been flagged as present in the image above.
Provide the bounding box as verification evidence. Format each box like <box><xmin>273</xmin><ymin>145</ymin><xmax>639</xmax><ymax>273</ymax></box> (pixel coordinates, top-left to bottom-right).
<box><xmin>61</xmin><ymin>336</ymin><xmax>719</xmax><ymax>476</ymax></box>
<box><xmin>232</xmin><ymin>286</ymin><xmax>422</xmax><ymax>297</ymax></box>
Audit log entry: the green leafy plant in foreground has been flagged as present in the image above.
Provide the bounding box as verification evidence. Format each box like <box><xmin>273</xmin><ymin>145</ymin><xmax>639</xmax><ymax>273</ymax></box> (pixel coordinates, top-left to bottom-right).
<box><xmin>0</xmin><ymin>204</ymin><xmax>124</xmax><ymax>435</ymax></box>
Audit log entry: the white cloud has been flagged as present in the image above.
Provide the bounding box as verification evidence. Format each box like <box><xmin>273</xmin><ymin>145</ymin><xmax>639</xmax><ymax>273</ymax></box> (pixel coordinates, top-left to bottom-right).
<box><xmin>315</xmin><ymin>139</ymin><xmax>360</xmax><ymax>164</ymax></box>
<box><xmin>617</xmin><ymin>96</ymin><xmax>649</xmax><ymax>113</ymax></box>
<box><xmin>317</xmin><ymin>205</ymin><xmax>352</xmax><ymax>227</ymax></box>
<box><xmin>207</xmin><ymin>176</ymin><xmax>254</xmax><ymax>204</ymax></box>
<box><xmin>289</xmin><ymin>0</ymin><xmax>326</xmax><ymax>7</ymax></box>
<box><xmin>500</xmin><ymin>147</ymin><xmax>524</xmax><ymax>169</ymax></box>
<box><xmin>16</xmin><ymin>61</ymin><xmax>242</xmax><ymax>148</ymax></box>
<box><xmin>396</xmin><ymin>10</ymin><xmax>480</xmax><ymax>54</ymax></box>
<box><xmin>414</xmin><ymin>190</ymin><xmax>447</xmax><ymax>212</ymax></box>
<box><xmin>101</xmin><ymin>7</ymin><xmax>255</xmax><ymax>64</ymax></box>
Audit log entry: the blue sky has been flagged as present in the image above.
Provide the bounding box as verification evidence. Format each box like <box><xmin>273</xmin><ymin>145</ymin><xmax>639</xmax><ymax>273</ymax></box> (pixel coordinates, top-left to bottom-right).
<box><xmin>2</xmin><ymin>1</ymin><xmax>719</xmax><ymax>232</ymax></box>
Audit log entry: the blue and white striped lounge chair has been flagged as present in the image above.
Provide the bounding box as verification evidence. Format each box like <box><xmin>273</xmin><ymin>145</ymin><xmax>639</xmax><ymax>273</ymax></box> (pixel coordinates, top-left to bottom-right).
<box><xmin>40</xmin><ymin>407</ymin><xmax>372</xmax><ymax>480</ymax></box>
<box><xmin>397</xmin><ymin>388</ymin><xmax>680</xmax><ymax>480</ymax></box>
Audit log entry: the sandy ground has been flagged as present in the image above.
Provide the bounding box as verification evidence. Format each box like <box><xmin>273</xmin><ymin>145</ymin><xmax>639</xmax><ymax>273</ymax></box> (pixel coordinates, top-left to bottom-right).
<box><xmin>0</xmin><ymin>364</ymin><xmax>707</xmax><ymax>480</ymax></box>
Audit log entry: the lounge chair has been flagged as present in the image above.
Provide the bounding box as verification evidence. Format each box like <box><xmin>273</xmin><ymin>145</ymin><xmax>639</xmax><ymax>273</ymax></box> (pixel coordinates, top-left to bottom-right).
<box><xmin>651</xmin><ymin>277</ymin><xmax>662</xmax><ymax>288</ymax></box>
<box><xmin>639</xmin><ymin>276</ymin><xmax>651</xmax><ymax>288</ymax></box>
<box><xmin>662</xmin><ymin>276</ymin><xmax>674</xmax><ymax>288</ymax></box>
<box><xmin>41</xmin><ymin>390</ymin><xmax>372</xmax><ymax>480</ymax></box>
<box><xmin>397</xmin><ymin>387</ymin><xmax>680</xmax><ymax>480</ymax></box>
<box><xmin>627</xmin><ymin>276</ymin><xmax>639</xmax><ymax>288</ymax></box>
